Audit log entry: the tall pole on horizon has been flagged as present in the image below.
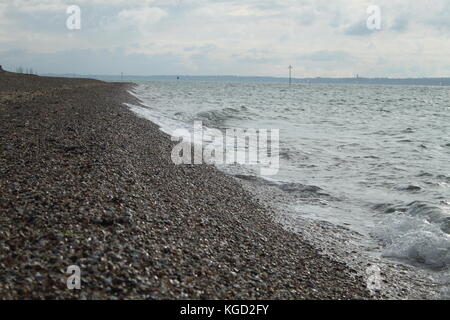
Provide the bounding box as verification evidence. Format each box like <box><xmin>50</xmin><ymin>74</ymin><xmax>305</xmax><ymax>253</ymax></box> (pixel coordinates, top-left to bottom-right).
<box><xmin>288</xmin><ymin>65</ymin><xmax>293</xmax><ymax>85</ymax></box>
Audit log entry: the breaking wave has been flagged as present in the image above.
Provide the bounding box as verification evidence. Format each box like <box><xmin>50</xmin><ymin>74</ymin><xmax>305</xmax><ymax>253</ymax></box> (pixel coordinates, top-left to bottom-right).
<box><xmin>374</xmin><ymin>201</ymin><xmax>450</xmax><ymax>269</ymax></box>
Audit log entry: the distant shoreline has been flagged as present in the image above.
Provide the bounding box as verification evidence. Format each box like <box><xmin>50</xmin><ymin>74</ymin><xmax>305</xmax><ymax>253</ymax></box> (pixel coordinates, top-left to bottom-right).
<box><xmin>39</xmin><ymin>73</ymin><xmax>450</xmax><ymax>86</ymax></box>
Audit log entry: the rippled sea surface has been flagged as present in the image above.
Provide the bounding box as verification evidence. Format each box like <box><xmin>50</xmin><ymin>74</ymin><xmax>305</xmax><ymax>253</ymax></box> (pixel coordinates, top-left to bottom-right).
<box><xmin>129</xmin><ymin>81</ymin><xmax>450</xmax><ymax>273</ymax></box>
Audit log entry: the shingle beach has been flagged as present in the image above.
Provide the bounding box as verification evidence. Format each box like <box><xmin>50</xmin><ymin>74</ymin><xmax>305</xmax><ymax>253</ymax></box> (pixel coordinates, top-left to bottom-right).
<box><xmin>0</xmin><ymin>71</ymin><xmax>370</xmax><ymax>299</ymax></box>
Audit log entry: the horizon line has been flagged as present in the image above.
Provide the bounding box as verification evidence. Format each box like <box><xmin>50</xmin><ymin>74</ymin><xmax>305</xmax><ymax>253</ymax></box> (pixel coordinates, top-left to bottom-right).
<box><xmin>39</xmin><ymin>73</ymin><xmax>450</xmax><ymax>80</ymax></box>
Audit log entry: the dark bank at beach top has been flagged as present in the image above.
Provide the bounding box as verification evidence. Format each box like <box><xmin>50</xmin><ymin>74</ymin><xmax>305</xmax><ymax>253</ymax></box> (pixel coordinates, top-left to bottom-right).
<box><xmin>0</xmin><ymin>70</ymin><xmax>370</xmax><ymax>299</ymax></box>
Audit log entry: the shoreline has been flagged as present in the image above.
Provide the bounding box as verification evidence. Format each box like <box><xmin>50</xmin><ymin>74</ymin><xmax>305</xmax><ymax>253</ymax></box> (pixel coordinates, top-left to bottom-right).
<box><xmin>126</xmin><ymin>82</ymin><xmax>443</xmax><ymax>299</ymax></box>
<box><xmin>234</xmin><ymin>175</ymin><xmax>441</xmax><ymax>299</ymax></box>
<box><xmin>1</xmin><ymin>71</ymin><xmax>370</xmax><ymax>299</ymax></box>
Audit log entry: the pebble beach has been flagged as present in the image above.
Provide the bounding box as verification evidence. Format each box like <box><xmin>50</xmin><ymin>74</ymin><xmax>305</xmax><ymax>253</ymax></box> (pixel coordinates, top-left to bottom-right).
<box><xmin>0</xmin><ymin>71</ymin><xmax>370</xmax><ymax>299</ymax></box>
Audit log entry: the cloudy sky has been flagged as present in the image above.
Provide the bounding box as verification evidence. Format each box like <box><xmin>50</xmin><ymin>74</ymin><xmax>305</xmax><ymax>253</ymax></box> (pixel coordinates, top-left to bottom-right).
<box><xmin>1</xmin><ymin>0</ymin><xmax>449</xmax><ymax>77</ymax></box>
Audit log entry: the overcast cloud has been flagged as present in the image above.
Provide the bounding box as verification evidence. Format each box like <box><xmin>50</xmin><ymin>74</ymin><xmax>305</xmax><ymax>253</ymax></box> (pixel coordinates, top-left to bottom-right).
<box><xmin>1</xmin><ymin>0</ymin><xmax>449</xmax><ymax>77</ymax></box>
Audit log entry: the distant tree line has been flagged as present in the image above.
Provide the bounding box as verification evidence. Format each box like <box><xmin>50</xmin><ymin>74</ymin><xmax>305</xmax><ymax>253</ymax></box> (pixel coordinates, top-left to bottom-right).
<box><xmin>15</xmin><ymin>66</ymin><xmax>37</xmax><ymax>75</ymax></box>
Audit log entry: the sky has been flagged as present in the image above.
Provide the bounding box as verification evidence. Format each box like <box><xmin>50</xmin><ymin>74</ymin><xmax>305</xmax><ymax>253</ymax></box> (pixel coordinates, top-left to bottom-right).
<box><xmin>0</xmin><ymin>0</ymin><xmax>449</xmax><ymax>77</ymax></box>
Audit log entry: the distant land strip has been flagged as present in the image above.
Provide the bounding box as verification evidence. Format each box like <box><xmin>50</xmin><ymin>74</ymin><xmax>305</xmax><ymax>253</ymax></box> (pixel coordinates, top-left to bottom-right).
<box><xmin>41</xmin><ymin>74</ymin><xmax>450</xmax><ymax>86</ymax></box>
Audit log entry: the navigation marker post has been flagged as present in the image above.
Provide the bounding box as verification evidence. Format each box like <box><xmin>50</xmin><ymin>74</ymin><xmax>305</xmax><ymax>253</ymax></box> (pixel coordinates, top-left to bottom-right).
<box><xmin>288</xmin><ymin>65</ymin><xmax>293</xmax><ymax>85</ymax></box>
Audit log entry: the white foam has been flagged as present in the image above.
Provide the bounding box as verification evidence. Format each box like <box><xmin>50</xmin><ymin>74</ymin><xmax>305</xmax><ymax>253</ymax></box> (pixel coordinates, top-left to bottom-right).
<box><xmin>375</xmin><ymin>214</ymin><xmax>450</xmax><ymax>269</ymax></box>
<box><xmin>125</xmin><ymin>102</ymin><xmax>187</xmax><ymax>137</ymax></box>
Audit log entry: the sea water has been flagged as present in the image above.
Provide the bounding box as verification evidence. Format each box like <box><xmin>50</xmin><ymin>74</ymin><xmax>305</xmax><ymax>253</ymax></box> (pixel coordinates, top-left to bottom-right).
<box><xmin>127</xmin><ymin>80</ymin><xmax>450</xmax><ymax>295</ymax></box>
